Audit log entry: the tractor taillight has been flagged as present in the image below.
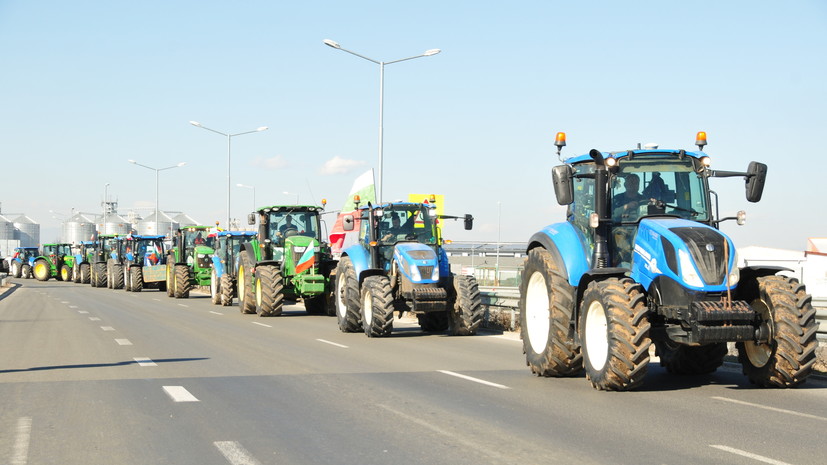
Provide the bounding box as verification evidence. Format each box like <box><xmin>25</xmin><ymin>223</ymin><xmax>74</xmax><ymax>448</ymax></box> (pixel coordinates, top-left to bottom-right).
<box><xmin>695</xmin><ymin>131</ymin><xmax>707</xmax><ymax>151</ymax></box>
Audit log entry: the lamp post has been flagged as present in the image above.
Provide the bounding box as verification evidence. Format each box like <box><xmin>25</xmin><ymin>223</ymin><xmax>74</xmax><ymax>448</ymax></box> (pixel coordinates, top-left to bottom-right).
<box><xmin>283</xmin><ymin>191</ymin><xmax>299</xmax><ymax>204</ymax></box>
<box><xmin>128</xmin><ymin>160</ymin><xmax>187</xmax><ymax>235</ymax></box>
<box><xmin>496</xmin><ymin>201</ymin><xmax>501</xmax><ymax>286</ymax></box>
<box><xmin>189</xmin><ymin>121</ymin><xmax>268</xmax><ymax>228</ymax></box>
<box><xmin>237</xmin><ymin>183</ymin><xmax>256</xmax><ymax>213</ymax></box>
<box><xmin>323</xmin><ymin>39</ymin><xmax>440</xmax><ymax>204</ymax></box>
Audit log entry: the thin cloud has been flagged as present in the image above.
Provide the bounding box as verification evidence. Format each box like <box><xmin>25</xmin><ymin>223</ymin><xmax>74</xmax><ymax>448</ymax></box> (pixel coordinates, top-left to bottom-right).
<box><xmin>320</xmin><ymin>156</ymin><xmax>366</xmax><ymax>175</ymax></box>
<box><xmin>252</xmin><ymin>155</ymin><xmax>289</xmax><ymax>171</ymax></box>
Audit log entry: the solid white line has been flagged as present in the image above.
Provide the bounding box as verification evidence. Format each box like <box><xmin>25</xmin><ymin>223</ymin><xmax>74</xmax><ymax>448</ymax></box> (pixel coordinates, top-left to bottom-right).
<box><xmin>209</xmin><ymin>311</ymin><xmax>224</xmax><ymax>315</ymax></box>
<box><xmin>115</xmin><ymin>339</ymin><xmax>132</xmax><ymax>346</ymax></box>
<box><xmin>710</xmin><ymin>445</ymin><xmax>792</xmax><ymax>465</ymax></box>
<box><xmin>437</xmin><ymin>370</ymin><xmax>510</xmax><ymax>389</ymax></box>
<box><xmin>163</xmin><ymin>386</ymin><xmax>199</xmax><ymax>402</ymax></box>
<box><xmin>214</xmin><ymin>441</ymin><xmax>262</xmax><ymax>465</ymax></box>
<box><xmin>251</xmin><ymin>322</ymin><xmax>272</xmax><ymax>328</ymax></box>
<box><xmin>712</xmin><ymin>396</ymin><xmax>827</xmax><ymax>422</ymax></box>
<box><xmin>11</xmin><ymin>416</ymin><xmax>32</xmax><ymax>465</ymax></box>
<box><xmin>89</xmin><ymin>317</ymin><xmax>101</xmax><ymax>321</ymax></box>
<box><xmin>100</xmin><ymin>326</ymin><xmax>115</xmax><ymax>331</ymax></box>
<box><xmin>134</xmin><ymin>357</ymin><xmax>157</xmax><ymax>367</ymax></box>
<box><xmin>316</xmin><ymin>339</ymin><xmax>348</xmax><ymax>349</ymax></box>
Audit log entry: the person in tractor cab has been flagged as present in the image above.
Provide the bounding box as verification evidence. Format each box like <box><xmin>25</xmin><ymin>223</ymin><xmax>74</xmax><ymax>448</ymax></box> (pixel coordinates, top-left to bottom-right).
<box><xmin>381</xmin><ymin>214</ymin><xmax>406</xmax><ymax>242</ymax></box>
<box><xmin>612</xmin><ymin>174</ymin><xmax>647</xmax><ymax>221</ymax></box>
<box><xmin>279</xmin><ymin>215</ymin><xmax>298</xmax><ymax>236</ymax></box>
<box><xmin>194</xmin><ymin>233</ymin><xmax>205</xmax><ymax>245</ymax></box>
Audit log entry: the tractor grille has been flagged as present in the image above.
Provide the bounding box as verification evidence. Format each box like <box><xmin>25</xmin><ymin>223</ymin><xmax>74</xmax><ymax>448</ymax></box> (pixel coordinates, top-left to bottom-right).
<box><xmin>417</xmin><ymin>265</ymin><xmax>434</xmax><ymax>279</ymax></box>
<box><xmin>196</xmin><ymin>255</ymin><xmax>212</xmax><ymax>270</ymax></box>
<box><xmin>670</xmin><ymin>227</ymin><xmax>727</xmax><ymax>285</ymax></box>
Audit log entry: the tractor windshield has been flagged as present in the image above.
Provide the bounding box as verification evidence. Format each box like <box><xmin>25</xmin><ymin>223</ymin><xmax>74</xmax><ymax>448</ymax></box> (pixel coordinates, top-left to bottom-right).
<box><xmin>55</xmin><ymin>244</ymin><xmax>72</xmax><ymax>256</ymax></box>
<box><xmin>611</xmin><ymin>157</ymin><xmax>709</xmax><ymax>223</ymax></box>
<box><xmin>185</xmin><ymin>230</ymin><xmax>214</xmax><ymax>248</ymax></box>
<box><xmin>374</xmin><ymin>206</ymin><xmax>437</xmax><ymax>246</ymax></box>
<box><xmin>267</xmin><ymin>211</ymin><xmax>321</xmax><ymax>243</ymax></box>
<box><xmin>136</xmin><ymin>238</ymin><xmax>165</xmax><ymax>265</ymax></box>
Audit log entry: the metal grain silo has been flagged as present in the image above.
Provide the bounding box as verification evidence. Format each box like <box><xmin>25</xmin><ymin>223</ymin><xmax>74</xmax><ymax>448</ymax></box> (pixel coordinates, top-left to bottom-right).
<box><xmin>100</xmin><ymin>213</ymin><xmax>132</xmax><ymax>235</ymax></box>
<box><xmin>13</xmin><ymin>215</ymin><xmax>40</xmax><ymax>247</ymax></box>
<box><xmin>62</xmin><ymin>213</ymin><xmax>97</xmax><ymax>244</ymax></box>
<box><xmin>0</xmin><ymin>215</ymin><xmax>15</xmax><ymax>241</ymax></box>
<box><xmin>137</xmin><ymin>211</ymin><xmax>178</xmax><ymax>236</ymax></box>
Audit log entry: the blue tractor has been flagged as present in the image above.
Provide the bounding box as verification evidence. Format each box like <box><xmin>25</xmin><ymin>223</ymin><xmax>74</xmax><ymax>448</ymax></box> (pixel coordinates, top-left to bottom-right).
<box><xmin>335</xmin><ymin>199</ymin><xmax>482</xmax><ymax>337</ymax></box>
<box><xmin>10</xmin><ymin>247</ymin><xmax>39</xmax><ymax>279</ymax></box>
<box><xmin>71</xmin><ymin>240</ymin><xmax>97</xmax><ymax>284</ymax></box>
<box><xmin>520</xmin><ymin>132</ymin><xmax>818</xmax><ymax>390</ymax></box>
<box><xmin>210</xmin><ymin>230</ymin><xmax>257</xmax><ymax>306</ymax></box>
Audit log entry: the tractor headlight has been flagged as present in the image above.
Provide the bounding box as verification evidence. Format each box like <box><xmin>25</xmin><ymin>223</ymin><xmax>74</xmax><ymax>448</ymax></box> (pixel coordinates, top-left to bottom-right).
<box><xmin>431</xmin><ymin>266</ymin><xmax>439</xmax><ymax>280</ymax></box>
<box><xmin>678</xmin><ymin>249</ymin><xmax>704</xmax><ymax>288</ymax></box>
<box><xmin>409</xmin><ymin>263</ymin><xmax>422</xmax><ymax>281</ymax></box>
<box><xmin>727</xmin><ymin>250</ymin><xmax>740</xmax><ymax>286</ymax></box>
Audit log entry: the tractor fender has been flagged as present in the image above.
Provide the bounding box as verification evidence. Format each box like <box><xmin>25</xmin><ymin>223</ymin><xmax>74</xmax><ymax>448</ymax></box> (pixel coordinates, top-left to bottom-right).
<box><xmin>212</xmin><ymin>256</ymin><xmax>225</xmax><ymax>278</ymax></box>
<box><xmin>241</xmin><ymin>242</ymin><xmax>259</xmax><ymax>266</ymax></box>
<box><xmin>342</xmin><ymin>244</ymin><xmax>372</xmax><ymax>281</ymax></box>
<box><xmin>527</xmin><ymin>222</ymin><xmax>590</xmax><ymax>288</ymax></box>
<box><xmin>735</xmin><ymin>265</ymin><xmax>796</xmax><ymax>301</ymax></box>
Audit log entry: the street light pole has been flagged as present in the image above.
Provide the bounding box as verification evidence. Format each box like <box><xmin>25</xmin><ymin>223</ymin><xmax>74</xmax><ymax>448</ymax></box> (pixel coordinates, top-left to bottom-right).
<box><xmin>128</xmin><ymin>160</ymin><xmax>187</xmax><ymax>235</ymax></box>
<box><xmin>323</xmin><ymin>39</ymin><xmax>440</xmax><ymax>204</ymax></box>
<box><xmin>496</xmin><ymin>201</ymin><xmax>501</xmax><ymax>286</ymax></box>
<box><xmin>237</xmin><ymin>183</ymin><xmax>256</xmax><ymax>213</ymax></box>
<box><xmin>189</xmin><ymin>121</ymin><xmax>268</xmax><ymax>229</ymax></box>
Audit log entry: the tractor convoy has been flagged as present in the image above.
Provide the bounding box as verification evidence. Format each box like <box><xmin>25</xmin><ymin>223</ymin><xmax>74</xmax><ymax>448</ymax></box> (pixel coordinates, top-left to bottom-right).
<box><xmin>8</xmin><ymin>131</ymin><xmax>819</xmax><ymax>391</ymax></box>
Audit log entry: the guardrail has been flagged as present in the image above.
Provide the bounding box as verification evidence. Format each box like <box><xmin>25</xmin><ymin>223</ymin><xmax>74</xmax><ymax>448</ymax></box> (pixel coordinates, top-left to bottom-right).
<box><xmin>479</xmin><ymin>286</ymin><xmax>827</xmax><ymax>337</ymax></box>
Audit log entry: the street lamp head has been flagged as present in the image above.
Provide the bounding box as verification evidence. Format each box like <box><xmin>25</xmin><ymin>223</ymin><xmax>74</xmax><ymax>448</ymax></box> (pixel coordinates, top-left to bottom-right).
<box><xmin>424</xmin><ymin>49</ymin><xmax>441</xmax><ymax>56</ymax></box>
<box><xmin>189</xmin><ymin>121</ymin><xmax>202</xmax><ymax>127</ymax></box>
<box><xmin>128</xmin><ymin>159</ymin><xmax>136</xmax><ymax>164</ymax></box>
<box><xmin>177</xmin><ymin>162</ymin><xmax>187</xmax><ymax>167</ymax></box>
<box><xmin>323</xmin><ymin>39</ymin><xmax>341</xmax><ymax>49</ymax></box>
<box><xmin>256</xmin><ymin>126</ymin><xmax>268</xmax><ymax>132</ymax></box>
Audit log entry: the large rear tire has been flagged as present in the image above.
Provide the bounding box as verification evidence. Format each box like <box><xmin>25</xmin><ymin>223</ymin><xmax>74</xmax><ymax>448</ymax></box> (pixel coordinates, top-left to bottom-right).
<box><xmin>335</xmin><ymin>257</ymin><xmax>361</xmax><ymax>332</ymax></box>
<box><xmin>449</xmin><ymin>274</ymin><xmax>483</xmax><ymax>336</ymax></box>
<box><xmin>173</xmin><ymin>264</ymin><xmax>190</xmax><ymax>298</ymax></box>
<box><xmin>519</xmin><ymin>248</ymin><xmax>582</xmax><ymax>377</ymax></box>
<box><xmin>11</xmin><ymin>261</ymin><xmax>21</xmax><ymax>278</ymax></box>
<box><xmin>165</xmin><ymin>263</ymin><xmax>174</xmax><ymax>297</ymax></box>
<box><xmin>361</xmin><ymin>275</ymin><xmax>394</xmax><ymax>337</ymax></box>
<box><xmin>33</xmin><ymin>260</ymin><xmax>51</xmax><ymax>281</ymax></box>
<box><xmin>580</xmin><ymin>278</ymin><xmax>651</xmax><ymax>391</ymax></box>
<box><xmin>737</xmin><ymin>276</ymin><xmax>818</xmax><ymax>388</ymax></box>
<box><xmin>655</xmin><ymin>340</ymin><xmax>726</xmax><ymax>375</ymax></box>
<box><xmin>220</xmin><ymin>274</ymin><xmax>235</xmax><ymax>306</ymax></box>
<box><xmin>210</xmin><ymin>268</ymin><xmax>221</xmax><ymax>305</ymax></box>
<box><xmin>60</xmin><ymin>264</ymin><xmax>71</xmax><ymax>282</ymax></box>
<box><xmin>256</xmin><ymin>265</ymin><xmax>284</xmax><ymax>317</ymax></box>
<box><xmin>237</xmin><ymin>257</ymin><xmax>256</xmax><ymax>314</ymax></box>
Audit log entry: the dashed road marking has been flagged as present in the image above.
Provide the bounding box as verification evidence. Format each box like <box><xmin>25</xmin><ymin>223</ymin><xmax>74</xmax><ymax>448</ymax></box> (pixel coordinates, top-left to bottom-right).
<box><xmin>437</xmin><ymin>370</ymin><xmax>510</xmax><ymax>389</ymax></box>
<box><xmin>251</xmin><ymin>322</ymin><xmax>272</xmax><ymax>328</ymax></box>
<box><xmin>12</xmin><ymin>416</ymin><xmax>32</xmax><ymax>465</ymax></box>
<box><xmin>712</xmin><ymin>396</ymin><xmax>827</xmax><ymax>422</ymax></box>
<box><xmin>209</xmin><ymin>311</ymin><xmax>224</xmax><ymax>315</ymax></box>
<box><xmin>69</xmin><ymin>305</ymin><xmax>78</xmax><ymax>309</ymax></box>
<box><xmin>177</xmin><ymin>304</ymin><xmax>188</xmax><ymax>308</ymax></box>
<box><xmin>78</xmin><ymin>310</ymin><xmax>89</xmax><ymax>314</ymax></box>
<box><xmin>61</xmin><ymin>301</ymin><xmax>69</xmax><ymax>304</ymax></box>
<box><xmin>316</xmin><ymin>339</ymin><xmax>348</xmax><ymax>348</ymax></box>
<box><xmin>89</xmin><ymin>317</ymin><xmax>101</xmax><ymax>321</ymax></box>
<box><xmin>134</xmin><ymin>357</ymin><xmax>157</xmax><ymax>367</ymax></box>
<box><xmin>710</xmin><ymin>445</ymin><xmax>792</xmax><ymax>465</ymax></box>
<box><xmin>214</xmin><ymin>441</ymin><xmax>262</xmax><ymax>465</ymax></box>
<box><xmin>163</xmin><ymin>386</ymin><xmax>199</xmax><ymax>402</ymax></box>
<box><xmin>101</xmin><ymin>326</ymin><xmax>115</xmax><ymax>331</ymax></box>
<box><xmin>115</xmin><ymin>339</ymin><xmax>132</xmax><ymax>346</ymax></box>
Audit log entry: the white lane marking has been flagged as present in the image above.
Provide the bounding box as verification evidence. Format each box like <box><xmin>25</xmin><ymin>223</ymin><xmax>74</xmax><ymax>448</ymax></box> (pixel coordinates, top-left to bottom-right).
<box><xmin>251</xmin><ymin>322</ymin><xmax>272</xmax><ymax>328</ymax></box>
<box><xmin>163</xmin><ymin>386</ymin><xmax>199</xmax><ymax>402</ymax></box>
<box><xmin>177</xmin><ymin>304</ymin><xmax>188</xmax><ymax>308</ymax></box>
<box><xmin>214</xmin><ymin>441</ymin><xmax>262</xmax><ymax>465</ymax></box>
<box><xmin>61</xmin><ymin>301</ymin><xmax>69</xmax><ymax>304</ymax></box>
<box><xmin>69</xmin><ymin>305</ymin><xmax>78</xmax><ymax>309</ymax></box>
<box><xmin>710</xmin><ymin>445</ymin><xmax>792</xmax><ymax>465</ymax></box>
<box><xmin>316</xmin><ymin>339</ymin><xmax>348</xmax><ymax>349</ymax></box>
<box><xmin>78</xmin><ymin>310</ymin><xmax>89</xmax><ymax>314</ymax></box>
<box><xmin>152</xmin><ymin>298</ymin><xmax>161</xmax><ymax>302</ymax></box>
<box><xmin>115</xmin><ymin>339</ymin><xmax>132</xmax><ymax>346</ymax></box>
<box><xmin>712</xmin><ymin>396</ymin><xmax>827</xmax><ymax>422</ymax></box>
<box><xmin>89</xmin><ymin>317</ymin><xmax>101</xmax><ymax>321</ymax></box>
<box><xmin>100</xmin><ymin>326</ymin><xmax>115</xmax><ymax>331</ymax></box>
<box><xmin>11</xmin><ymin>416</ymin><xmax>32</xmax><ymax>465</ymax></box>
<box><xmin>437</xmin><ymin>370</ymin><xmax>510</xmax><ymax>389</ymax></box>
<box><xmin>209</xmin><ymin>311</ymin><xmax>224</xmax><ymax>315</ymax></box>
<box><xmin>134</xmin><ymin>357</ymin><xmax>157</xmax><ymax>367</ymax></box>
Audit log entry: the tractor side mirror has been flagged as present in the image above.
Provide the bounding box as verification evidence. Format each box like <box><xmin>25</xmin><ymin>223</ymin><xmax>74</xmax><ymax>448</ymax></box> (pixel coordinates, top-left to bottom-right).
<box><xmin>247</xmin><ymin>213</ymin><xmax>256</xmax><ymax>225</ymax></box>
<box><xmin>463</xmin><ymin>214</ymin><xmax>474</xmax><ymax>230</ymax></box>
<box><xmin>745</xmin><ymin>161</ymin><xmax>767</xmax><ymax>203</ymax></box>
<box><xmin>342</xmin><ymin>214</ymin><xmax>355</xmax><ymax>232</ymax></box>
<box><xmin>552</xmin><ymin>165</ymin><xmax>574</xmax><ymax>205</ymax></box>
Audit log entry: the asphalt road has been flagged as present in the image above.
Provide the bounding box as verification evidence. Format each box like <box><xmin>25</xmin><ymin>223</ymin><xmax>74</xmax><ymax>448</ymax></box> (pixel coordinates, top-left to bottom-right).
<box><xmin>1</xmin><ymin>279</ymin><xmax>825</xmax><ymax>465</ymax></box>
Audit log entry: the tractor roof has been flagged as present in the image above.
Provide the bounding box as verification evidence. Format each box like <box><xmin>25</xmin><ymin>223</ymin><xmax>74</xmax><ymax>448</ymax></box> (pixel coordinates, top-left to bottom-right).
<box><xmin>357</xmin><ymin>201</ymin><xmax>431</xmax><ymax>211</ymax></box>
<box><xmin>16</xmin><ymin>247</ymin><xmax>39</xmax><ymax>251</ymax></box>
<box><xmin>257</xmin><ymin>205</ymin><xmax>323</xmax><ymax>213</ymax></box>
<box><xmin>132</xmin><ymin>235</ymin><xmax>166</xmax><ymax>240</ymax></box>
<box><xmin>180</xmin><ymin>225</ymin><xmax>212</xmax><ymax>231</ymax></box>
<box><xmin>565</xmin><ymin>149</ymin><xmax>706</xmax><ymax>165</ymax></box>
<box><xmin>216</xmin><ymin>230</ymin><xmax>257</xmax><ymax>237</ymax></box>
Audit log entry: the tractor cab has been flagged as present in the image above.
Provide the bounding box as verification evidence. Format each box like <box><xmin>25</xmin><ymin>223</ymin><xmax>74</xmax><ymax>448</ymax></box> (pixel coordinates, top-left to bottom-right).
<box><xmin>357</xmin><ymin>202</ymin><xmax>439</xmax><ymax>272</ymax></box>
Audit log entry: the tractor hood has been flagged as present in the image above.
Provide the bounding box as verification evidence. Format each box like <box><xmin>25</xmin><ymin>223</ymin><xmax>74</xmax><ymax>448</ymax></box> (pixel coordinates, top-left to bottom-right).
<box><xmin>631</xmin><ymin>218</ymin><xmax>738</xmax><ymax>292</ymax></box>
<box><xmin>393</xmin><ymin>242</ymin><xmax>439</xmax><ymax>283</ymax></box>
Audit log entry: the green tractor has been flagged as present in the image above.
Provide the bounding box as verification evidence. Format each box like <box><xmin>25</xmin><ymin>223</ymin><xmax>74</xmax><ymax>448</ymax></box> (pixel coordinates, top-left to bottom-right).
<box><xmin>166</xmin><ymin>226</ymin><xmax>215</xmax><ymax>298</ymax></box>
<box><xmin>90</xmin><ymin>234</ymin><xmax>120</xmax><ymax>288</ymax></box>
<box><xmin>32</xmin><ymin>243</ymin><xmax>74</xmax><ymax>281</ymax></box>
<box><xmin>239</xmin><ymin>205</ymin><xmax>337</xmax><ymax>316</ymax></box>
<box><xmin>70</xmin><ymin>240</ymin><xmax>97</xmax><ymax>284</ymax></box>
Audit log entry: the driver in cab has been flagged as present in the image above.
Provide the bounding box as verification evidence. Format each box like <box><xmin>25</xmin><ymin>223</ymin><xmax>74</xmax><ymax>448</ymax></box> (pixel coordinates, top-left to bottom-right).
<box><xmin>381</xmin><ymin>214</ymin><xmax>409</xmax><ymax>242</ymax></box>
<box><xmin>612</xmin><ymin>174</ymin><xmax>647</xmax><ymax>221</ymax></box>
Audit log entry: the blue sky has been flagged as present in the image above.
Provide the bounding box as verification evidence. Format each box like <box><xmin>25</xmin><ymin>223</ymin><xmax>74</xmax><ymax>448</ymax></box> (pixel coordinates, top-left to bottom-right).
<box><xmin>1</xmin><ymin>1</ymin><xmax>825</xmax><ymax>250</ymax></box>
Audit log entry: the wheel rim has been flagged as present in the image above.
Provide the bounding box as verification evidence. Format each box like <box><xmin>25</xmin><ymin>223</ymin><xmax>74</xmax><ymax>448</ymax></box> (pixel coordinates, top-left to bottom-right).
<box><xmin>34</xmin><ymin>262</ymin><xmax>48</xmax><ymax>279</ymax></box>
<box><xmin>336</xmin><ymin>272</ymin><xmax>347</xmax><ymax>319</ymax></box>
<box><xmin>363</xmin><ymin>290</ymin><xmax>373</xmax><ymax>326</ymax></box>
<box><xmin>744</xmin><ymin>341</ymin><xmax>772</xmax><ymax>368</ymax></box>
<box><xmin>525</xmin><ymin>271</ymin><xmax>551</xmax><ymax>354</ymax></box>
<box><xmin>584</xmin><ymin>300</ymin><xmax>609</xmax><ymax>371</ymax></box>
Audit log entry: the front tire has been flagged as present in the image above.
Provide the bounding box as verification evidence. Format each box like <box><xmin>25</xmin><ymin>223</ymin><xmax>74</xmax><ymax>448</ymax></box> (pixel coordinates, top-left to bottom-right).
<box><xmin>80</xmin><ymin>263</ymin><xmax>91</xmax><ymax>284</ymax></box>
<box><xmin>11</xmin><ymin>261</ymin><xmax>21</xmax><ymax>278</ymax></box>
<box><xmin>519</xmin><ymin>248</ymin><xmax>581</xmax><ymax>377</ymax></box>
<box><xmin>737</xmin><ymin>276</ymin><xmax>818</xmax><ymax>388</ymax></box>
<box><xmin>21</xmin><ymin>264</ymin><xmax>32</xmax><ymax>279</ymax></box>
<box><xmin>210</xmin><ymin>268</ymin><xmax>221</xmax><ymax>305</ymax></box>
<box><xmin>165</xmin><ymin>263</ymin><xmax>175</xmax><ymax>297</ymax></box>
<box><xmin>60</xmin><ymin>264</ymin><xmax>72</xmax><ymax>282</ymax></box>
<box><xmin>237</xmin><ymin>257</ymin><xmax>256</xmax><ymax>314</ymax></box>
<box><xmin>220</xmin><ymin>274</ymin><xmax>235</xmax><ymax>306</ymax></box>
<box><xmin>335</xmin><ymin>257</ymin><xmax>361</xmax><ymax>332</ymax></box>
<box><xmin>130</xmin><ymin>267</ymin><xmax>144</xmax><ymax>292</ymax></box>
<box><xmin>111</xmin><ymin>263</ymin><xmax>125</xmax><ymax>290</ymax></box>
<box><xmin>361</xmin><ymin>275</ymin><xmax>394</xmax><ymax>337</ymax></box>
<box><xmin>449</xmin><ymin>274</ymin><xmax>483</xmax><ymax>336</ymax></box>
<box><xmin>173</xmin><ymin>264</ymin><xmax>190</xmax><ymax>298</ymax></box>
<box><xmin>256</xmin><ymin>265</ymin><xmax>284</xmax><ymax>317</ymax></box>
<box><xmin>579</xmin><ymin>278</ymin><xmax>651</xmax><ymax>391</ymax></box>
